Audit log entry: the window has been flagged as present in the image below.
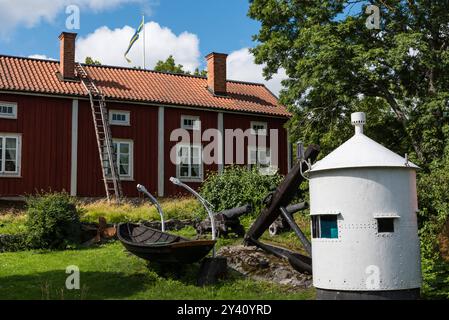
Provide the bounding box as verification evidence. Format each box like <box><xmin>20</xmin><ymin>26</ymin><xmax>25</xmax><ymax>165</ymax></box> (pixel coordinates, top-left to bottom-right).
<box><xmin>377</xmin><ymin>218</ymin><xmax>395</xmax><ymax>233</ymax></box>
<box><xmin>176</xmin><ymin>144</ymin><xmax>202</xmax><ymax>181</ymax></box>
<box><xmin>248</xmin><ymin>146</ymin><xmax>276</xmax><ymax>175</ymax></box>
<box><xmin>109</xmin><ymin>110</ymin><xmax>130</xmax><ymax>126</ymax></box>
<box><xmin>181</xmin><ymin>115</ymin><xmax>200</xmax><ymax>130</ymax></box>
<box><xmin>0</xmin><ymin>134</ymin><xmax>21</xmax><ymax>176</ymax></box>
<box><xmin>107</xmin><ymin>140</ymin><xmax>133</xmax><ymax>179</ymax></box>
<box><xmin>312</xmin><ymin>215</ymin><xmax>339</xmax><ymax>239</ymax></box>
<box><xmin>251</xmin><ymin>121</ymin><xmax>267</xmax><ymax>136</ymax></box>
<box><xmin>0</xmin><ymin>102</ymin><xmax>17</xmax><ymax>119</ymax></box>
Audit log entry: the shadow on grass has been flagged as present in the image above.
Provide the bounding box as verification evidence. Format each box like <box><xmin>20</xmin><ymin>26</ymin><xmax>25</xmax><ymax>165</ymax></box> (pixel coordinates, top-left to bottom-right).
<box><xmin>0</xmin><ymin>270</ymin><xmax>150</xmax><ymax>300</ymax></box>
<box><xmin>145</xmin><ymin>260</ymin><xmax>245</xmax><ymax>288</ymax></box>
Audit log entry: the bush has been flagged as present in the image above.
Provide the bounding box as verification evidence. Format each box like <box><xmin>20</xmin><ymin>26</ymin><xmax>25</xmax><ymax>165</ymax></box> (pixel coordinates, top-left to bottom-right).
<box><xmin>0</xmin><ymin>234</ymin><xmax>28</xmax><ymax>252</ymax></box>
<box><xmin>417</xmin><ymin>158</ymin><xmax>449</xmax><ymax>299</ymax></box>
<box><xmin>200</xmin><ymin>166</ymin><xmax>283</xmax><ymax>216</ymax></box>
<box><xmin>25</xmin><ymin>192</ymin><xmax>82</xmax><ymax>250</ymax></box>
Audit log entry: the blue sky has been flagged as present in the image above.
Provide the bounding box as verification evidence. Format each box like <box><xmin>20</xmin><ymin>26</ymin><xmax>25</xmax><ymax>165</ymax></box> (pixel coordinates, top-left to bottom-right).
<box><xmin>0</xmin><ymin>1</ymin><xmax>260</xmax><ymax>66</ymax></box>
<box><xmin>0</xmin><ymin>1</ymin><xmax>365</xmax><ymax>94</ymax></box>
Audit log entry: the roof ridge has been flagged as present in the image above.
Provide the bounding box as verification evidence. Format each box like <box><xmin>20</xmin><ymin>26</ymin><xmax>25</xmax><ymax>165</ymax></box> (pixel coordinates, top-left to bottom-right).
<box><xmin>0</xmin><ymin>54</ymin><xmax>268</xmax><ymax>86</ymax></box>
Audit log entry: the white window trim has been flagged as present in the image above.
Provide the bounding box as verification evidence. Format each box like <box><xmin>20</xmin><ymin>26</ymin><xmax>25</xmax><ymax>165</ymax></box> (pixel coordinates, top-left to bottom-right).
<box><xmin>181</xmin><ymin>115</ymin><xmax>201</xmax><ymax>131</ymax></box>
<box><xmin>109</xmin><ymin>110</ymin><xmax>130</xmax><ymax>126</ymax></box>
<box><xmin>250</xmin><ymin>121</ymin><xmax>267</xmax><ymax>136</ymax></box>
<box><xmin>0</xmin><ymin>102</ymin><xmax>18</xmax><ymax>119</ymax></box>
<box><xmin>176</xmin><ymin>143</ymin><xmax>203</xmax><ymax>182</ymax></box>
<box><xmin>0</xmin><ymin>133</ymin><xmax>22</xmax><ymax>177</ymax></box>
<box><xmin>248</xmin><ymin>146</ymin><xmax>277</xmax><ymax>175</ymax></box>
<box><xmin>112</xmin><ymin>139</ymin><xmax>134</xmax><ymax>181</ymax></box>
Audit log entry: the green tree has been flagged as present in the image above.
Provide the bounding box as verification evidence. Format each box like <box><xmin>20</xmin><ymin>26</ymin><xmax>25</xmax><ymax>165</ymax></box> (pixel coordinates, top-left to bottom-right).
<box><xmin>154</xmin><ymin>55</ymin><xmax>207</xmax><ymax>76</ymax></box>
<box><xmin>248</xmin><ymin>0</ymin><xmax>449</xmax><ymax>167</ymax></box>
<box><xmin>154</xmin><ymin>55</ymin><xmax>187</xmax><ymax>74</ymax></box>
<box><xmin>249</xmin><ymin>0</ymin><xmax>449</xmax><ymax>298</ymax></box>
<box><xmin>85</xmin><ymin>56</ymin><xmax>101</xmax><ymax>66</ymax></box>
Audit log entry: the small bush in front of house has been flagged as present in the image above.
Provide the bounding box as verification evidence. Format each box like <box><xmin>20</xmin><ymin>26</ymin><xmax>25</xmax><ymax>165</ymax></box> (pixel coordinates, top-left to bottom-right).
<box><xmin>200</xmin><ymin>166</ymin><xmax>283</xmax><ymax>216</ymax></box>
<box><xmin>25</xmin><ymin>192</ymin><xmax>82</xmax><ymax>250</ymax></box>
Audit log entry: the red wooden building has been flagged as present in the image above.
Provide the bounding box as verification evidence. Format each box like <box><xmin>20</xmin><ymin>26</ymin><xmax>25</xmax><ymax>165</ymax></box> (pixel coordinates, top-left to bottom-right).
<box><xmin>0</xmin><ymin>32</ymin><xmax>291</xmax><ymax>198</ymax></box>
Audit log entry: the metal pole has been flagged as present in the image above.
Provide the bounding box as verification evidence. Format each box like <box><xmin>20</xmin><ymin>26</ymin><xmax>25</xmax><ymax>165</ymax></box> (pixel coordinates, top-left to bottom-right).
<box><xmin>280</xmin><ymin>206</ymin><xmax>312</xmax><ymax>256</ymax></box>
<box><xmin>142</xmin><ymin>14</ymin><xmax>146</xmax><ymax>70</ymax></box>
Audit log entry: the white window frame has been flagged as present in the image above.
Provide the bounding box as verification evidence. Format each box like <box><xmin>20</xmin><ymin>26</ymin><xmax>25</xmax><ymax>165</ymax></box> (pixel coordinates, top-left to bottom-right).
<box><xmin>109</xmin><ymin>110</ymin><xmax>130</xmax><ymax>126</ymax></box>
<box><xmin>176</xmin><ymin>143</ymin><xmax>203</xmax><ymax>182</ymax></box>
<box><xmin>248</xmin><ymin>146</ymin><xmax>277</xmax><ymax>175</ymax></box>
<box><xmin>0</xmin><ymin>102</ymin><xmax>17</xmax><ymax>119</ymax></box>
<box><xmin>181</xmin><ymin>115</ymin><xmax>201</xmax><ymax>131</ymax></box>
<box><xmin>112</xmin><ymin>139</ymin><xmax>134</xmax><ymax>180</ymax></box>
<box><xmin>0</xmin><ymin>133</ymin><xmax>21</xmax><ymax>177</ymax></box>
<box><xmin>250</xmin><ymin>121</ymin><xmax>267</xmax><ymax>136</ymax></box>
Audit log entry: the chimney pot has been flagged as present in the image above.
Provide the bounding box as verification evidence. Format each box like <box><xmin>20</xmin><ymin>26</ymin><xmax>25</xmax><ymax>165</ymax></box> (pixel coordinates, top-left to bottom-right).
<box><xmin>206</xmin><ymin>52</ymin><xmax>228</xmax><ymax>95</ymax></box>
<box><xmin>59</xmin><ymin>32</ymin><xmax>77</xmax><ymax>80</ymax></box>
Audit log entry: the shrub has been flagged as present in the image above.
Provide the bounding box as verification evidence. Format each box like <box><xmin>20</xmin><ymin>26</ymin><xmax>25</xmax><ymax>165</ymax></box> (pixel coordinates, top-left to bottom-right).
<box><xmin>417</xmin><ymin>158</ymin><xmax>449</xmax><ymax>299</ymax></box>
<box><xmin>25</xmin><ymin>192</ymin><xmax>82</xmax><ymax>249</ymax></box>
<box><xmin>200</xmin><ymin>166</ymin><xmax>283</xmax><ymax>216</ymax></box>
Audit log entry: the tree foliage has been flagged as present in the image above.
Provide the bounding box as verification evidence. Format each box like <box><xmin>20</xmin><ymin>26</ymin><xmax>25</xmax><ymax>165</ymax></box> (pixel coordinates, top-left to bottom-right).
<box><xmin>85</xmin><ymin>56</ymin><xmax>102</xmax><ymax>65</ymax></box>
<box><xmin>248</xmin><ymin>0</ymin><xmax>449</xmax><ymax>298</ymax></box>
<box><xmin>249</xmin><ymin>0</ymin><xmax>449</xmax><ymax>166</ymax></box>
<box><xmin>154</xmin><ymin>55</ymin><xmax>207</xmax><ymax>76</ymax></box>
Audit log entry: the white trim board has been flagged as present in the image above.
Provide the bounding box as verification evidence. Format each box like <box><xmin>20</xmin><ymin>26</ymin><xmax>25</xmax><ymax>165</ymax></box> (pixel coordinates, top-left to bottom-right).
<box><xmin>70</xmin><ymin>99</ymin><xmax>78</xmax><ymax>196</ymax></box>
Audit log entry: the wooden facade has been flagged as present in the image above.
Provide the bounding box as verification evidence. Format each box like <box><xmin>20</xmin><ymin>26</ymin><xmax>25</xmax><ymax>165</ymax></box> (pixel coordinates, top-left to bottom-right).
<box><xmin>0</xmin><ymin>93</ymin><xmax>290</xmax><ymax>198</ymax></box>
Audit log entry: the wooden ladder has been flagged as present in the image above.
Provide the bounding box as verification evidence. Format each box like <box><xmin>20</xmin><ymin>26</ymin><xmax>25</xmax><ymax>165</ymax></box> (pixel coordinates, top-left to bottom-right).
<box><xmin>75</xmin><ymin>63</ymin><xmax>123</xmax><ymax>203</ymax></box>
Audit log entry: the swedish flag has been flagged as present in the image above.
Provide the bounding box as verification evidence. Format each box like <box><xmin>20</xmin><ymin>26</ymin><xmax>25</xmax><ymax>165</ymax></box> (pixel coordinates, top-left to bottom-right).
<box><xmin>124</xmin><ymin>17</ymin><xmax>145</xmax><ymax>63</ymax></box>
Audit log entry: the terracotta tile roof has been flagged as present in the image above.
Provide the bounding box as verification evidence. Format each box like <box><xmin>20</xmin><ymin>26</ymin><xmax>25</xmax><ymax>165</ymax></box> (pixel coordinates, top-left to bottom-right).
<box><xmin>0</xmin><ymin>55</ymin><xmax>291</xmax><ymax>117</ymax></box>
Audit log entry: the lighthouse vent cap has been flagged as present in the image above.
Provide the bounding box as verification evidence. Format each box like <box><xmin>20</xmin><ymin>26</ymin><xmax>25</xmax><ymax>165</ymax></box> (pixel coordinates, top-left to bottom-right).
<box><xmin>351</xmin><ymin>112</ymin><xmax>366</xmax><ymax>135</ymax></box>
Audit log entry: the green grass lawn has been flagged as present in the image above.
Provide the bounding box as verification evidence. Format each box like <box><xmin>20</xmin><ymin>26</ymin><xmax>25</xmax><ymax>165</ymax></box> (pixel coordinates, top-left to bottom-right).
<box><xmin>0</xmin><ymin>242</ymin><xmax>315</xmax><ymax>300</ymax></box>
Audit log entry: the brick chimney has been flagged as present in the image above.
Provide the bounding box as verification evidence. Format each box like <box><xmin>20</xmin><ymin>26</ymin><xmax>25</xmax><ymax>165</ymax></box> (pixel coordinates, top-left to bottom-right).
<box><xmin>59</xmin><ymin>32</ymin><xmax>77</xmax><ymax>80</ymax></box>
<box><xmin>206</xmin><ymin>52</ymin><xmax>228</xmax><ymax>96</ymax></box>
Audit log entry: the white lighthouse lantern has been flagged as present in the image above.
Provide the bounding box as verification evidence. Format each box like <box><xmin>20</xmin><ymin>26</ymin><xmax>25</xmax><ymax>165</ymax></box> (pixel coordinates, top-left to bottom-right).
<box><xmin>309</xmin><ymin>112</ymin><xmax>421</xmax><ymax>300</ymax></box>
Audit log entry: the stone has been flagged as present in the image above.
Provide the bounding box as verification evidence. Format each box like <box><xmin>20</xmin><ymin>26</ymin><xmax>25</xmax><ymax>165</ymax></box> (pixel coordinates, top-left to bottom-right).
<box><xmin>218</xmin><ymin>245</ymin><xmax>312</xmax><ymax>289</ymax></box>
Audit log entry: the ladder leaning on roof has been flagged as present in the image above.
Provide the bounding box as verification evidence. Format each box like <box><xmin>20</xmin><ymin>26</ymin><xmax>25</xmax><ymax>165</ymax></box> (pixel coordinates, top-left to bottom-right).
<box><xmin>75</xmin><ymin>63</ymin><xmax>123</xmax><ymax>203</ymax></box>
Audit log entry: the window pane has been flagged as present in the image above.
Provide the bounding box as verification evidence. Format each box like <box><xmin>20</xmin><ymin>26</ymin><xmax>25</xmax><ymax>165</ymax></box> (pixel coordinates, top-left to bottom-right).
<box><xmin>179</xmin><ymin>147</ymin><xmax>189</xmax><ymax>163</ymax></box>
<box><xmin>5</xmin><ymin>160</ymin><xmax>16</xmax><ymax>172</ymax></box>
<box><xmin>120</xmin><ymin>154</ymin><xmax>129</xmax><ymax>165</ymax></box>
<box><xmin>249</xmin><ymin>150</ymin><xmax>257</xmax><ymax>164</ymax></box>
<box><xmin>312</xmin><ymin>216</ymin><xmax>320</xmax><ymax>238</ymax></box>
<box><xmin>180</xmin><ymin>165</ymin><xmax>189</xmax><ymax>177</ymax></box>
<box><xmin>6</xmin><ymin>138</ymin><xmax>16</xmax><ymax>149</ymax></box>
<box><xmin>5</xmin><ymin>149</ymin><xmax>16</xmax><ymax>161</ymax></box>
<box><xmin>120</xmin><ymin>143</ymin><xmax>129</xmax><ymax>154</ymax></box>
<box><xmin>191</xmin><ymin>165</ymin><xmax>200</xmax><ymax>177</ymax></box>
<box><xmin>191</xmin><ymin>147</ymin><xmax>201</xmax><ymax>164</ymax></box>
<box><xmin>0</xmin><ymin>138</ymin><xmax>3</xmax><ymax>160</ymax></box>
<box><xmin>320</xmin><ymin>216</ymin><xmax>338</xmax><ymax>239</ymax></box>
<box><xmin>378</xmin><ymin>218</ymin><xmax>394</xmax><ymax>233</ymax></box>
<box><xmin>119</xmin><ymin>164</ymin><xmax>129</xmax><ymax>175</ymax></box>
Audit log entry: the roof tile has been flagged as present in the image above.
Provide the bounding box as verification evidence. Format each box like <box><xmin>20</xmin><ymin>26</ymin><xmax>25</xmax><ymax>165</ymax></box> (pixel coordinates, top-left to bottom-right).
<box><xmin>0</xmin><ymin>56</ymin><xmax>291</xmax><ymax>117</ymax></box>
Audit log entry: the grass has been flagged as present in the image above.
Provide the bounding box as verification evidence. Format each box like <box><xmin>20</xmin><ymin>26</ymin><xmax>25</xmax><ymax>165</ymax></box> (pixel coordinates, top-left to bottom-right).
<box><xmin>79</xmin><ymin>198</ymin><xmax>203</xmax><ymax>224</ymax></box>
<box><xmin>0</xmin><ymin>197</ymin><xmax>315</xmax><ymax>300</ymax></box>
<box><xmin>0</xmin><ymin>242</ymin><xmax>315</xmax><ymax>300</ymax></box>
<box><xmin>0</xmin><ymin>214</ymin><xmax>27</xmax><ymax>235</ymax></box>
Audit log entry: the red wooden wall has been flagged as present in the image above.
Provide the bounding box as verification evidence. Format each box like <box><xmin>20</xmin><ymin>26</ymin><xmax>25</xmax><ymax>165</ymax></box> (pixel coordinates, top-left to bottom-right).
<box><xmin>223</xmin><ymin>113</ymin><xmax>288</xmax><ymax>175</ymax></box>
<box><xmin>164</xmin><ymin>107</ymin><xmax>218</xmax><ymax>196</ymax></box>
<box><xmin>0</xmin><ymin>92</ymin><xmax>288</xmax><ymax>198</ymax></box>
<box><xmin>76</xmin><ymin>100</ymin><xmax>159</xmax><ymax>197</ymax></box>
<box><xmin>0</xmin><ymin>93</ymin><xmax>72</xmax><ymax>196</ymax></box>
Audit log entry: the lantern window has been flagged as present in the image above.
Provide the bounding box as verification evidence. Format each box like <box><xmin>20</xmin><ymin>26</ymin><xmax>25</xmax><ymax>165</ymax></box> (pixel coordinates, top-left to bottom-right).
<box><xmin>312</xmin><ymin>215</ymin><xmax>339</xmax><ymax>239</ymax></box>
<box><xmin>377</xmin><ymin>218</ymin><xmax>395</xmax><ymax>233</ymax></box>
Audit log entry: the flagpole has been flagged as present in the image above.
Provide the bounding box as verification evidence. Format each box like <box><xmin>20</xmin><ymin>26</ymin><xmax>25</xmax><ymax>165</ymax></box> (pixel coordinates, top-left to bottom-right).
<box><xmin>142</xmin><ymin>14</ymin><xmax>146</xmax><ymax>69</ymax></box>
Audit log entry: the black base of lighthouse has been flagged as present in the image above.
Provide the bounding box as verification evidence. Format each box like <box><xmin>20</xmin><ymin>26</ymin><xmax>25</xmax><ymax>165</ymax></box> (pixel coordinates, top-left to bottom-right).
<box><xmin>316</xmin><ymin>288</ymin><xmax>420</xmax><ymax>300</ymax></box>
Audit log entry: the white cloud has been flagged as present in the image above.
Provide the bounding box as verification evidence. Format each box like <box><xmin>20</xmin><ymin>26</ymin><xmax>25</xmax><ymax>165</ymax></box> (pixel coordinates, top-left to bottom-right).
<box><xmin>0</xmin><ymin>0</ymin><xmax>145</xmax><ymax>33</ymax></box>
<box><xmin>227</xmin><ymin>48</ymin><xmax>287</xmax><ymax>96</ymax></box>
<box><xmin>76</xmin><ymin>22</ymin><xmax>201</xmax><ymax>72</ymax></box>
<box><xmin>28</xmin><ymin>54</ymin><xmax>56</xmax><ymax>60</ymax></box>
